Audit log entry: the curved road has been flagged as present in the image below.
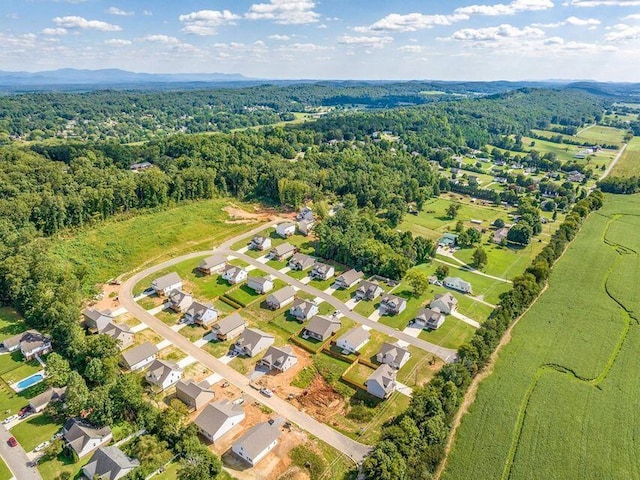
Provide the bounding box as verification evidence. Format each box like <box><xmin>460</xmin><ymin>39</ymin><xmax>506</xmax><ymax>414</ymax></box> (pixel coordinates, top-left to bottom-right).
<box><xmin>0</xmin><ymin>424</ymin><xmax>41</xmax><ymax>480</ymax></box>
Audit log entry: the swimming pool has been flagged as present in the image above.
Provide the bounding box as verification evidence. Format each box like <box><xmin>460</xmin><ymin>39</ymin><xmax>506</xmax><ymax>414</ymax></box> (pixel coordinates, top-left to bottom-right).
<box><xmin>16</xmin><ymin>373</ymin><xmax>44</xmax><ymax>390</ymax></box>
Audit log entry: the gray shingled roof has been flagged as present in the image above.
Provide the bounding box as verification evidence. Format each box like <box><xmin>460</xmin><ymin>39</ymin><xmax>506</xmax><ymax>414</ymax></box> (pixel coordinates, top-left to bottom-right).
<box><xmin>289</xmin><ymin>253</ymin><xmax>316</xmax><ymax>269</ymax></box>
<box><xmin>194</xmin><ymin>400</ymin><xmax>244</xmax><ymax>437</ymax></box>
<box><xmin>176</xmin><ymin>379</ymin><xmax>214</xmax><ymax>402</ymax></box>
<box><xmin>29</xmin><ymin>387</ymin><xmax>66</xmax><ymax>411</ymax></box>
<box><xmin>366</xmin><ymin>364</ymin><xmax>397</xmax><ymax>394</ymax></box>
<box><xmin>145</xmin><ymin>359</ymin><xmax>182</xmax><ymax>386</ymax></box>
<box><xmin>83</xmin><ymin>446</ymin><xmax>139</xmax><ymax>480</ymax></box>
<box><xmin>337</xmin><ymin>327</ymin><xmax>370</xmax><ymax>347</ymax></box>
<box><xmin>305</xmin><ymin>315</ymin><xmax>341</xmax><ymax>337</ymax></box>
<box><xmin>186</xmin><ymin>301</ymin><xmax>216</xmax><ymax>319</ymax></box>
<box><xmin>271</xmin><ymin>243</ymin><xmax>296</xmax><ymax>256</ymax></box>
<box><xmin>63</xmin><ymin>419</ymin><xmax>112</xmax><ymax>456</ymax></box>
<box><xmin>236</xmin><ymin>328</ymin><xmax>274</xmax><ymax>351</ymax></box>
<box><xmin>233</xmin><ymin>418</ymin><xmax>283</xmax><ymax>461</ymax></box>
<box><xmin>213</xmin><ymin>312</ymin><xmax>245</xmax><ymax>335</ymax></box>
<box><xmin>337</xmin><ymin>269</ymin><xmax>363</xmax><ymax>286</ymax></box>
<box><xmin>267</xmin><ymin>286</ymin><xmax>296</xmax><ymax>305</ymax></box>
<box><xmin>198</xmin><ymin>254</ymin><xmax>227</xmax><ymax>270</ymax></box>
<box><xmin>121</xmin><ymin>342</ymin><xmax>158</xmax><ymax>368</ymax></box>
<box><xmin>152</xmin><ymin>272</ymin><xmax>182</xmax><ymax>291</ymax></box>
<box><xmin>377</xmin><ymin>342</ymin><xmax>411</xmax><ymax>366</ymax></box>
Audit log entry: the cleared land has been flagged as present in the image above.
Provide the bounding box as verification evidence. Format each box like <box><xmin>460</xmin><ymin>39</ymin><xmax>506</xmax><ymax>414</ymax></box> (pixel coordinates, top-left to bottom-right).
<box><xmin>443</xmin><ymin>193</ymin><xmax>640</xmax><ymax>480</ymax></box>
<box><xmin>611</xmin><ymin>136</ymin><xmax>640</xmax><ymax>178</ymax></box>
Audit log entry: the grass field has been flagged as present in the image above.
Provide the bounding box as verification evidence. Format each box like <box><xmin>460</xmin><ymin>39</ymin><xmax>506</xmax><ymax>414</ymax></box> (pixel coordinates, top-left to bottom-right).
<box><xmin>443</xmin><ymin>193</ymin><xmax>640</xmax><ymax>480</ymax></box>
<box><xmin>11</xmin><ymin>414</ymin><xmax>62</xmax><ymax>452</ymax></box>
<box><xmin>576</xmin><ymin>125</ymin><xmax>627</xmax><ymax>146</ymax></box>
<box><xmin>611</xmin><ymin>136</ymin><xmax>640</xmax><ymax>178</ymax></box>
<box><xmin>0</xmin><ymin>307</ymin><xmax>26</xmax><ymax>342</ymax></box>
<box><xmin>37</xmin><ymin>452</ymin><xmax>90</xmax><ymax>480</ymax></box>
<box><xmin>51</xmin><ymin>198</ymin><xmax>264</xmax><ymax>294</ymax></box>
<box><xmin>0</xmin><ymin>458</ymin><xmax>10</xmax><ymax>480</ymax></box>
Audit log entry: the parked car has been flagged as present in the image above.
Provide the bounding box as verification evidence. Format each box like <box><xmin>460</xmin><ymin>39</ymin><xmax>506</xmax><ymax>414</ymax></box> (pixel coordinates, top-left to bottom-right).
<box><xmin>260</xmin><ymin>388</ymin><xmax>274</xmax><ymax>397</ymax></box>
<box><xmin>7</xmin><ymin>437</ymin><xmax>17</xmax><ymax>447</ymax></box>
<box><xmin>34</xmin><ymin>441</ymin><xmax>50</xmax><ymax>452</ymax></box>
<box><xmin>2</xmin><ymin>414</ymin><xmax>18</xmax><ymax>425</ymax></box>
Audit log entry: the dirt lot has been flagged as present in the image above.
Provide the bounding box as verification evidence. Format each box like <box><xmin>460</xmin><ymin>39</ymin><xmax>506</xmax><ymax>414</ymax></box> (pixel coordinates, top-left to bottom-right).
<box><xmin>90</xmin><ymin>283</ymin><xmax>122</xmax><ymax>311</ymax></box>
<box><xmin>292</xmin><ymin>376</ymin><xmax>347</xmax><ymax>426</ymax></box>
<box><xmin>249</xmin><ymin>346</ymin><xmax>313</xmax><ymax>398</ymax></box>
<box><xmin>223</xmin><ymin>204</ymin><xmax>279</xmax><ymax>224</ymax></box>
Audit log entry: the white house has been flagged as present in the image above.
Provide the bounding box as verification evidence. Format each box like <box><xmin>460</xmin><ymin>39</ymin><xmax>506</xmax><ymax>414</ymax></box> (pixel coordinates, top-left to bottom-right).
<box><xmin>275</xmin><ymin>222</ymin><xmax>296</xmax><ymax>238</ymax></box>
<box><xmin>380</xmin><ymin>294</ymin><xmax>407</xmax><ymax>316</ymax></box>
<box><xmin>443</xmin><ymin>276</ymin><xmax>472</xmax><ymax>294</ymax></box>
<box><xmin>120</xmin><ymin>342</ymin><xmax>158</xmax><ymax>371</ymax></box>
<box><xmin>336</xmin><ymin>327</ymin><xmax>370</xmax><ymax>354</ymax></box>
<box><xmin>311</xmin><ymin>262</ymin><xmax>335</xmax><ymax>281</ymax></box>
<box><xmin>266</xmin><ymin>286</ymin><xmax>296</xmax><ymax>310</ymax></box>
<box><xmin>232</xmin><ymin>419</ymin><xmax>283</xmax><ymax>466</ymax></box>
<box><xmin>222</xmin><ymin>265</ymin><xmax>248</xmax><ymax>285</ymax></box>
<box><xmin>269</xmin><ymin>243</ymin><xmax>296</xmax><ymax>261</ymax></box>
<box><xmin>185</xmin><ymin>301</ymin><xmax>218</xmax><ymax>327</ymax></box>
<box><xmin>82</xmin><ymin>309</ymin><xmax>115</xmax><ymax>333</ymax></box>
<box><xmin>151</xmin><ymin>272</ymin><xmax>183</xmax><ymax>296</ymax></box>
<box><xmin>355</xmin><ymin>281</ymin><xmax>384</xmax><ymax>301</ymax></box>
<box><xmin>194</xmin><ymin>400</ymin><xmax>245</xmax><ymax>443</ymax></box>
<box><xmin>430</xmin><ymin>293</ymin><xmax>458</xmax><ymax>314</ymax></box>
<box><xmin>235</xmin><ymin>328</ymin><xmax>275</xmax><ymax>357</ymax></box>
<box><xmin>289</xmin><ymin>298</ymin><xmax>319</xmax><ymax>322</ymax></box>
<box><xmin>212</xmin><ymin>313</ymin><xmax>246</xmax><ymax>341</ymax></box>
<box><xmin>334</xmin><ymin>269</ymin><xmax>363</xmax><ymax>289</ymax></box>
<box><xmin>414</xmin><ymin>308</ymin><xmax>446</xmax><ymax>330</ymax></box>
<box><xmin>297</xmin><ymin>219</ymin><xmax>315</xmax><ymax>236</ymax></box>
<box><xmin>376</xmin><ymin>342</ymin><xmax>411</xmax><ymax>369</ymax></box>
<box><xmin>145</xmin><ymin>359</ymin><xmax>183</xmax><ymax>391</ymax></box>
<box><xmin>365</xmin><ymin>364</ymin><xmax>397</xmax><ymax>399</ymax></box>
<box><xmin>197</xmin><ymin>254</ymin><xmax>228</xmax><ymax>275</ymax></box>
<box><xmin>260</xmin><ymin>345</ymin><xmax>298</xmax><ymax>372</ymax></box>
<box><xmin>303</xmin><ymin>316</ymin><xmax>341</xmax><ymax>342</ymax></box>
<box><xmin>288</xmin><ymin>253</ymin><xmax>316</xmax><ymax>271</ymax></box>
<box><xmin>167</xmin><ymin>290</ymin><xmax>193</xmax><ymax>313</ymax></box>
<box><xmin>250</xmin><ymin>235</ymin><xmax>272</xmax><ymax>251</ymax></box>
<box><xmin>63</xmin><ymin>419</ymin><xmax>113</xmax><ymax>459</ymax></box>
<box><xmin>247</xmin><ymin>276</ymin><xmax>274</xmax><ymax>294</ymax></box>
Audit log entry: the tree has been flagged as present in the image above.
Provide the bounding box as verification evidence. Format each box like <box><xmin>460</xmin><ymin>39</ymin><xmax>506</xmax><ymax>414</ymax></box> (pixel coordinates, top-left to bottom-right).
<box><xmin>413</xmin><ymin>236</ymin><xmax>435</xmax><ymax>264</ymax></box>
<box><xmin>361</xmin><ymin>441</ymin><xmax>406</xmax><ymax>480</ymax></box>
<box><xmin>42</xmin><ymin>438</ymin><xmax>64</xmax><ymax>460</ymax></box>
<box><xmin>65</xmin><ymin>371</ymin><xmax>89</xmax><ymax>416</ymax></box>
<box><xmin>177</xmin><ymin>434</ymin><xmax>222</xmax><ymax>480</ymax></box>
<box><xmin>507</xmin><ymin>222</ymin><xmax>533</xmax><ymax>245</ymax></box>
<box><xmin>435</xmin><ymin>265</ymin><xmax>449</xmax><ymax>280</ymax></box>
<box><xmin>472</xmin><ymin>247</ymin><xmax>488</xmax><ymax>269</ymax></box>
<box><xmin>45</xmin><ymin>353</ymin><xmax>71</xmax><ymax>388</ymax></box>
<box><xmin>446</xmin><ymin>203</ymin><xmax>461</xmax><ymax>219</ymax></box>
<box><xmin>405</xmin><ymin>270</ymin><xmax>430</xmax><ymax>297</ymax></box>
<box><xmin>493</xmin><ymin>218</ymin><xmax>505</xmax><ymax>228</ymax></box>
<box><xmin>454</xmin><ymin>220</ymin><xmax>464</xmax><ymax>233</ymax></box>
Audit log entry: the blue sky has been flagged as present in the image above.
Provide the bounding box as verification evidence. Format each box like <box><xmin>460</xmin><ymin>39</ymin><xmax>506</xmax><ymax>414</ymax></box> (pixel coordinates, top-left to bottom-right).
<box><xmin>0</xmin><ymin>0</ymin><xmax>639</xmax><ymax>80</ymax></box>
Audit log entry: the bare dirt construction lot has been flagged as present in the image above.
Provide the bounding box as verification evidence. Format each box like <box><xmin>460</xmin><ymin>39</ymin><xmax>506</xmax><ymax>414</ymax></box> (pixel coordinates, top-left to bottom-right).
<box><xmin>251</xmin><ymin>346</ymin><xmax>313</xmax><ymax>398</ymax></box>
<box><xmin>91</xmin><ymin>283</ymin><xmax>122</xmax><ymax>311</ymax></box>
<box><xmin>292</xmin><ymin>376</ymin><xmax>347</xmax><ymax>425</ymax></box>
<box><xmin>223</xmin><ymin>204</ymin><xmax>278</xmax><ymax>224</ymax></box>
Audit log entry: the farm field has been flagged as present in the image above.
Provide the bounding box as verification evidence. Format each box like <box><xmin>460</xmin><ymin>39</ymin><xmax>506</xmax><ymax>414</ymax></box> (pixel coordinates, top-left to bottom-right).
<box><xmin>611</xmin><ymin>136</ymin><xmax>640</xmax><ymax>178</ymax></box>
<box><xmin>443</xmin><ymin>193</ymin><xmax>640</xmax><ymax>480</ymax></box>
<box><xmin>51</xmin><ymin>198</ymin><xmax>266</xmax><ymax>294</ymax></box>
<box><xmin>576</xmin><ymin>124</ymin><xmax>627</xmax><ymax>146</ymax></box>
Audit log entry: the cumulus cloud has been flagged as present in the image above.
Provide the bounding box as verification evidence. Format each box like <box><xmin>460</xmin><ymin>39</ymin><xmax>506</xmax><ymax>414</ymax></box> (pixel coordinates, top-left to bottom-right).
<box><xmin>338</xmin><ymin>35</ymin><xmax>393</xmax><ymax>47</ymax></box>
<box><xmin>104</xmin><ymin>38</ymin><xmax>131</xmax><ymax>46</ymax></box>
<box><xmin>397</xmin><ymin>45</ymin><xmax>424</xmax><ymax>52</ymax></box>
<box><xmin>246</xmin><ymin>0</ymin><xmax>320</xmax><ymax>24</ymax></box>
<box><xmin>179</xmin><ymin>10</ymin><xmax>240</xmax><ymax>35</ymax></box>
<box><xmin>622</xmin><ymin>13</ymin><xmax>640</xmax><ymax>19</ymax></box>
<box><xmin>42</xmin><ymin>27</ymin><xmax>67</xmax><ymax>35</ymax></box>
<box><xmin>535</xmin><ymin>16</ymin><xmax>601</xmax><ymax>27</ymax></box>
<box><xmin>106</xmin><ymin>7</ymin><xmax>134</xmax><ymax>16</ymax></box>
<box><xmin>52</xmin><ymin>16</ymin><xmax>122</xmax><ymax>31</ymax></box>
<box><xmin>449</xmin><ymin>24</ymin><xmax>545</xmax><ymax>41</ymax></box>
<box><xmin>455</xmin><ymin>0</ymin><xmax>554</xmax><ymax>16</ymax></box>
<box><xmin>565</xmin><ymin>0</ymin><xmax>640</xmax><ymax>6</ymax></box>
<box><xmin>268</xmin><ymin>34</ymin><xmax>291</xmax><ymax>40</ymax></box>
<box><xmin>354</xmin><ymin>13</ymin><xmax>469</xmax><ymax>33</ymax></box>
<box><xmin>605</xmin><ymin>23</ymin><xmax>640</xmax><ymax>40</ymax></box>
<box><xmin>142</xmin><ymin>34</ymin><xmax>182</xmax><ymax>44</ymax></box>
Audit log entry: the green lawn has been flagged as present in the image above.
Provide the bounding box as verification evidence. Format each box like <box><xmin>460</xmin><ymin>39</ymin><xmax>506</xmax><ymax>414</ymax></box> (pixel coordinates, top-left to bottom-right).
<box><xmin>396</xmin><ymin>346</ymin><xmax>438</xmax><ymax>388</ymax></box>
<box><xmin>418</xmin><ymin>316</ymin><xmax>476</xmax><ymax>349</ymax></box>
<box><xmin>153</xmin><ymin>461</ymin><xmax>181</xmax><ymax>480</ymax></box>
<box><xmin>0</xmin><ymin>307</ymin><xmax>26</xmax><ymax>342</ymax></box>
<box><xmin>11</xmin><ymin>414</ymin><xmax>62</xmax><ymax>452</ymax></box>
<box><xmin>1</xmin><ymin>361</ymin><xmax>42</xmax><ymax>385</ymax></box>
<box><xmin>0</xmin><ymin>458</ymin><xmax>10</xmax><ymax>480</ymax></box>
<box><xmin>0</xmin><ymin>380</ymin><xmax>47</xmax><ymax>421</ymax></box>
<box><xmin>51</xmin><ymin>198</ymin><xmax>264</xmax><ymax>295</ymax></box>
<box><xmin>359</xmin><ymin>330</ymin><xmax>395</xmax><ymax>364</ymax></box>
<box><xmin>444</xmin><ymin>194</ymin><xmax>640</xmax><ymax>480</ymax></box>
<box><xmin>179</xmin><ymin>324</ymin><xmax>209</xmax><ymax>342</ymax></box>
<box><xmin>225</xmin><ymin>284</ymin><xmax>263</xmax><ymax>306</ymax></box>
<box><xmin>37</xmin><ymin>451</ymin><xmax>90</xmax><ymax>480</ymax></box>
<box><xmin>576</xmin><ymin>124</ymin><xmax>627</xmax><ymax>146</ymax></box>
<box><xmin>343</xmin><ymin>363</ymin><xmax>376</xmax><ymax>386</ymax></box>
<box><xmin>612</xmin><ymin>136</ymin><xmax>640</xmax><ymax>178</ymax></box>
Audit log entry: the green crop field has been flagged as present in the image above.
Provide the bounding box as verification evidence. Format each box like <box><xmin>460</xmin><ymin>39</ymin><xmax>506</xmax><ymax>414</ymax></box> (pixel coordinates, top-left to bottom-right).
<box><xmin>443</xmin><ymin>193</ymin><xmax>640</xmax><ymax>480</ymax></box>
<box><xmin>576</xmin><ymin>125</ymin><xmax>627</xmax><ymax>146</ymax></box>
<box><xmin>51</xmin><ymin>198</ymin><xmax>264</xmax><ymax>294</ymax></box>
<box><xmin>611</xmin><ymin>136</ymin><xmax>640</xmax><ymax>178</ymax></box>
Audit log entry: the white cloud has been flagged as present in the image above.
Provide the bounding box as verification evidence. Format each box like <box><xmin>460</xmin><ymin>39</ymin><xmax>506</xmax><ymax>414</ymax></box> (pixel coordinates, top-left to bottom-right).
<box><xmin>282</xmin><ymin>42</ymin><xmax>329</xmax><ymax>51</ymax></box>
<box><xmin>104</xmin><ymin>38</ymin><xmax>131</xmax><ymax>46</ymax></box>
<box><xmin>338</xmin><ymin>35</ymin><xmax>393</xmax><ymax>47</ymax></box>
<box><xmin>246</xmin><ymin>0</ymin><xmax>320</xmax><ymax>25</ymax></box>
<box><xmin>268</xmin><ymin>34</ymin><xmax>291</xmax><ymax>40</ymax></box>
<box><xmin>106</xmin><ymin>7</ymin><xmax>134</xmax><ymax>16</ymax></box>
<box><xmin>397</xmin><ymin>45</ymin><xmax>424</xmax><ymax>52</ymax></box>
<box><xmin>449</xmin><ymin>24</ymin><xmax>545</xmax><ymax>41</ymax></box>
<box><xmin>566</xmin><ymin>0</ymin><xmax>640</xmax><ymax>6</ymax></box>
<box><xmin>354</xmin><ymin>13</ymin><xmax>468</xmax><ymax>33</ymax></box>
<box><xmin>455</xmin><ymin>0</ymin><xmax>554</xmax><ymax>16</ymax></box>
<box><xmin>143</xmin><ymin>10</ymin><xmax>153</xmax><ymax>16</ymax></box>
<box><xmin>543</xmin><ymin>36</ymin><xmax>617</xmax><ymax>52</ymax></box>
<box><xmin>52</xmin><ymin>16</ymin><xmax>122</xmax><ymax>32</ymax></box>
<box><xmin>179</xmin><ymin>10</ymin><xmax>240</xmax><ymax>35</ymax></box>
<box><xmin>142</xmin><ymin>35</ymin><xmax>182</xmax><ymax>44</ymax></box>
<box><xmin>605</xmin><ymin>23</ymin><xmax>640</xmax><ymax>40</ymax></box>
<box><xmin>566</xmin><ymin>16</ymin><xmax>601</xmax><ymax>25</ymax></box>
<box><xmin>42</xmin><ymin>27</ymin><xmax>67</xmax><ymax>35</ymax></box>
<box><xmin>622</xmin><ymin>13</ymin><xmax>640</xmax><ymax>19</ymax></box>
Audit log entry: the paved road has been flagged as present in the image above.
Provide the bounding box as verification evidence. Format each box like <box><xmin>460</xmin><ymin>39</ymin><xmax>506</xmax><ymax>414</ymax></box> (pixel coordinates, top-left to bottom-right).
<box><xmin>0</xmin><ymin>424</ymin><xmax>42</xmax><ymax>480</ymax></box>
<box><xmin>120</xmin><ymin>262</ymin><xmax>372</xmax><ymax>464</ymax></box>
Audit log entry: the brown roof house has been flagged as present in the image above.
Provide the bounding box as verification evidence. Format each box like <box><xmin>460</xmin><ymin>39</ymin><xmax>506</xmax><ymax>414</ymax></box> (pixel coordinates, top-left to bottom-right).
<box><xmin>211</xmin><ymin>312</ymin><xmax>246</xmax><ymax>341</ymax></box>
<box><xmin>82</xmin><ymin>446</ymin><xmax>140</xmax><ymax>480</ymax></box>
<box><xmin>176</xmin><ymin>379</ymin><xmax>215</xmax><ymax>411</ymax></box>
<box><xmin>194</xmin><ymin>400</ymin><xmax>245</xmax><ymax>443</ymax></box>
<box><xmin>63</xmin><ymin>418</ymin><xmax>113</xmax><ymax>459</ymax></box>
<box><xmin>3</xmin><ymin>330</ymin><xmax>52</xmax><ymax>361</ymax></box>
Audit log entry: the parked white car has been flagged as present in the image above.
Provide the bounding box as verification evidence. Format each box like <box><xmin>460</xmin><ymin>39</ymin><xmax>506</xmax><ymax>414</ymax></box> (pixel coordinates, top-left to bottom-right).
<box><xmin>34</xmin><ymin>441</ymin><xmax>50</xmax><ymax>452</ymax></box>
<box><xmin>2</xmin><ymin>414</ymin><xmax>18</xmax><ymax>424</ymax></box>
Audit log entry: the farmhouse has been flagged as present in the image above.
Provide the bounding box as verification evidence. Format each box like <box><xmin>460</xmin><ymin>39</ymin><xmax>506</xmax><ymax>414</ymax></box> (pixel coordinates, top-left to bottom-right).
<box><xmin>311</xmin><ymin>262</ymin><xmax>335</xmax><ymax>281</ymax></box>
<box><xmin>151</xmin><ymin>272</ymin><xmax>183</xmax><ymax>296</ymax></box>
<box><xmin>443</xmin><ymin>276</ymin><xmax>473</xmax><ymax>294</ymax></box>
<box><xmin>197</xmin><ymin>254</ymin><xmax>228</xmax><ymax>275</ymax></box>
<box><xmin>120</xmin><ymin>342</ymin><xmax>158</xmax><ymax>371</ymax></box>
<box><xmin>185</xmin><ymin>301</ymin><xmax>218</xmax><ymax>327</ymax></box>
<box><xmin>259</xmin><ymin>345</ymin><xmax>298</xmax><ymax>372</ymax></box>
<box><xmin>235</xmin><ymin>328</ymin><xmax>275</xmax><ymax>357</ymax></box>
<box><xmin>145</xmin><ymin>359</ymin><xmax>183</xmax><ymax>391</ymax></box>
<box><xmin>288</xmin><ymin>252</ymin><xmax>316</xmax><ymax>271</ymax></box>
<box><xmin>437</xmin><ymin>233</ymin><xmax>458</xmax><ymax>248</ymax></box>
<box><xmin>269</xmin><ymin>243</ymin><xmax>296</xmax><ymax>261</ymax></box>
<box><xmin>266</xmin><ymin>286</ymin><xmax>296</xmax><ymax>310</ymax></box>
<box><xmin>289</xmin><ymin>298</ymin><xmax>319</xmax><ymax>322</ymax></box>
<box><xmin>166</xmin><ymin>290</ymin><xmax>193</xmax><ymax>313</ymax></box>
<box><xmin>492</xmin><ymin>227</ymin><xmax>511</xmax><ymax>244</ymax></box>
<box><xmin>414</xmin><ymin>307</ymin><xmax>446</xmax><ymax>330</ymax></box>
<box><xmin>82</xmin><ymin>446</ymin><xmax>140</xmax><ymax>480</ymax></box>
<box><xmin>211</xmin><ymin>312</ymin><xmax>246</xmax><ymax>341</ymax></box>
<box><xmin>63</xmin><ymin>418</ymin><xmax>113</xmax><ymax>459</ymax></box>
<box><xmin>376</xmin><ymin>342</ymin><xmax>411</xmax><ymax>369</ymax></box>
<box><xmin>247</xmin><ymin>276</ymin><xmax>274</xmax><ymax>294</ymax></box>
<box><xmin>232</xmin><ymin>418</ymin><xmax>283</xmax><ymax>466</ymax></box>
<box><xmin>221</xmin><ymin>265</ymin><xmax>248</xmax><ymax>285</ymax></box>
<box><xmin>102</xmin><ymin>322</ymin><xmax>134</xmax><ymax>350</ymax></box>
<box><xmin>275</xmin><ymin>222</ymin><xmax>296</xmax><ymax>238</ymax></box>
<box><xmin>29</xmin><ymin>386</ymin><xmax>66</xmax><ymax>413</ymax></box>
<box><xmin>380</xmin><ymin>294</ymin><xmax>407</xmax><ymax>315</ymax></box>
<box><xmin>82</xmin><ymin>308</ymin><xmax>115</xmax><ymax>333</ymax></box>
<box><xmin>302</xmin><ymin>315</ymin><xmax>341</xmax><ymax>342</ymax></box>
<box><xmin>430</xmin><ymin>293</ymin><xmax>458</xmax><ymax>314</ymax></box>
<box><xmin>249</xmin><ymin>235</ymin><xmax>272</xmax><ymax>251</ymax></box>
<box><xmin>336</xmin><ymin>327</ymin><xmax>370</xmax><ymax>354</ymax></box>
<box><xmin>365</xmin><ymin>364</ymin><xmax>397</xmax><ymax>399</ymax></box>
<box><xmin>194</xmin><ymin>400</ymin><xmax>245</xmax><ymax>443</ymax></box>
<box><xmin>355</xmin><ymin>280</ymin><xmax>384</xmax><ymax>301</ymax></box>
<box><xmin>335</xmin><ymin>269</ymin><xmax>363</xmax><ymax>289</ymax></box>
<box><xmin>3</xmin><ymin>330</ymin><xmax>53</xmax><ymax>361</ymax></box>
<box><xmin>176</xmin><ymin>379</ymin><xmax>215</xmax><ymax>411</ymax></box>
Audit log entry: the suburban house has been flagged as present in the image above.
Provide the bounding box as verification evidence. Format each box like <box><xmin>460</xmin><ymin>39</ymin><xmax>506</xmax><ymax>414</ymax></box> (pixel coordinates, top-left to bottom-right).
<box><xmin>288</xmin><ymin>252</ymin><xmax>316</xmax><ymax>271</ymax></box>
<box><xmin>443</xmin><ymin>276</ymin><xmax>473</xmax><ymax>294</ymax></box>
<box><xmin>185</xmin><ymin>301</ymin><xmax>218</xmax><ymax>327</ymax></box>
<box><xmin>197</xmin><ymin>254</ymin><xmax>228</xmax><ymax>275</ymax></box>
<box><xmin>247</xmin><ymin>276</ymin><xmax>274</xmax><ymax>294</ymax></box>
<box><xmin>355</xmin><ymin>280</ymin><xmax>384</xmax><ymax>301</ymax></box>
<box><xmin>120</xmin><ymin>342</ymin><xmax>158</xmax><ymax>371</ymax></box>
<box><xmin>82</xmin><ymin>446</ymin><xmax>140</xmax><ymax>480</ymax></box>
<box><xmin>82</xmin><ymin>308</ymin><xmax>115</xmax><ymax>333</ymax></box>
<box><xmin>311</xmin><ymin>262</ymin><xmax>335</xmax><ymax>281</ymax></box>
<box><xmin>145</xmin><ymin>359</ymin><xmax>183</xmax><ymax>391</ymax></box>
<box><xmin>376</xmin><ymin>342</ymin><xmax>411</xmax><ymax>369</ymax></box>
<box><xmin>221</xmin><ymin>265</ymin><xmax>248</xmax><ymax>285</ymax></box>
<box><xmin>176</xmin><ymin>379</ymin><xmax>215</xmax><ymax>411</ymax></box>
<box><xmin>297</xmin><ymin>219</ymin><xmax>315</xmax><ymax>236</ymax></box>
<box><xmin>29</xmin><ymin>386</ymin><xmax>66</xmax><ymax>413</ymax></box>
<box><xmin>275</xmin><ymin>222</ymin><xmax>296</xmax><ymax>238</ymax></box>
<box><xmin>335</xmin><ymin>269</ymin><xmax>363</xmax><ymax>289</ymax></box>
<box><xmin>259</xmin><ymin>345</ymin><xmax>298</xmax><ymax>372</ymax></box>
<box><xmin>5</xmin><ymin>330</ymin><xmax>53</xmax><ymax>361</ymax></box>
<box><xmin>303</xmin><ymin>316</ymin><xmax>341</xmax><ymax>342</ymax></box>
<box><xmin>266</xmin><ymin>286</ymin><xmax>296</xmax><ymax>310</ymax></box>
<box><xmin>430</xmin><ymin>293</ymin><xmax>458</xmax><ymax>314</ymax></box>
<box><xmin>365</xmin><ymin>364</ymin><xmax>397</xmax><ymax>399</ymax></box>
<box><xmin>492</xmin><ymin>227</ymin><xmax>511</xmax><ymax>244</ymax></box>
<box><xmin>235</xmin><ymin>328</ymin><xmax>275</xmax><ymax>357</ymax></box>
<box><xmin>211</xmin><ymin>312</ymin><xmax>246</xmax><ymax>341</ymax></box>
<box><xmin>249</xmin><ymin>235</ymin><xmax>272</xmax><ymax>251</ymax></box>
<box><xmin>194</xmin><ymin>400</ymin><xmax>245</xmax><ymax>443</ymax></box>
<box><xmin>380</xmin><ymin>294</ymin><xmax>407</xmax><ymax>316</ymax></box>
<box><xmin>567</xmin><ymin>170</ymin><xmax>586</xmax><ymax>183</ymax></box>
<box><xmin>414</xmin><ymin>308</ymin><xmax>446</xmax><ymax>330</ymax></box>
<box><xmin>269</xmin><ymin>243</ymin><xmax>296</xmax><ymax>261</ymax></box>
<box><xmin>151</xmin><ymin>272</ymin><xmax>183</xmax><ymax>296</ymax></box>
<box><xmin>63</xmin><ymin>418</ymin><xmax>113</xmax><ymax>459</ymax></box>
<box><xmin>296</xmin><ymin>206</ymin><xmax>315</xmax><ymax>222</ymax></box>
<box><xmin>437</xmin><ymin>233</ymin><xmax>458</xmax><ymax>248</ymax></box>
<box><xmin>289</xmin><ymin>298</ymin><xmax>319</xmax><ymax>322</ymax></box>
<box><xmin>167</xmin><ymin>290</ymin><xmax>194</xmax><ymax>313</ymax></box>
<box><xmin>336</xmin><ymin>327</ymin><xmax>370</xmax><ymax>354</ymax></box>
<box><xmin>102</xmin><ymin>322</ymin><xmax>134</xmax><ymax>350</ymax></box>
<box><xmin>232</xmin><ymin>418</ymin><xmax>283</xmax><ymax>466</ymax></box>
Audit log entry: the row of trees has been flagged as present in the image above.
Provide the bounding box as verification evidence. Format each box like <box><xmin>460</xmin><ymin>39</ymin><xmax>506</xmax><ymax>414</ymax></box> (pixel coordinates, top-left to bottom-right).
<box><xmin>361</xmin><ymin>190</ymin><xmax>604</xmax><ymax>479</ymax></box>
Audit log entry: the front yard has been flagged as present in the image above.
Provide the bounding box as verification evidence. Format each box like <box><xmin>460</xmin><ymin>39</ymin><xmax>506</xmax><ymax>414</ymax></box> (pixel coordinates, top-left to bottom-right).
<box><xmin>11</xmin><ymin>414</ymin><xmax>62</xmax><ymax>452</ymax></box>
